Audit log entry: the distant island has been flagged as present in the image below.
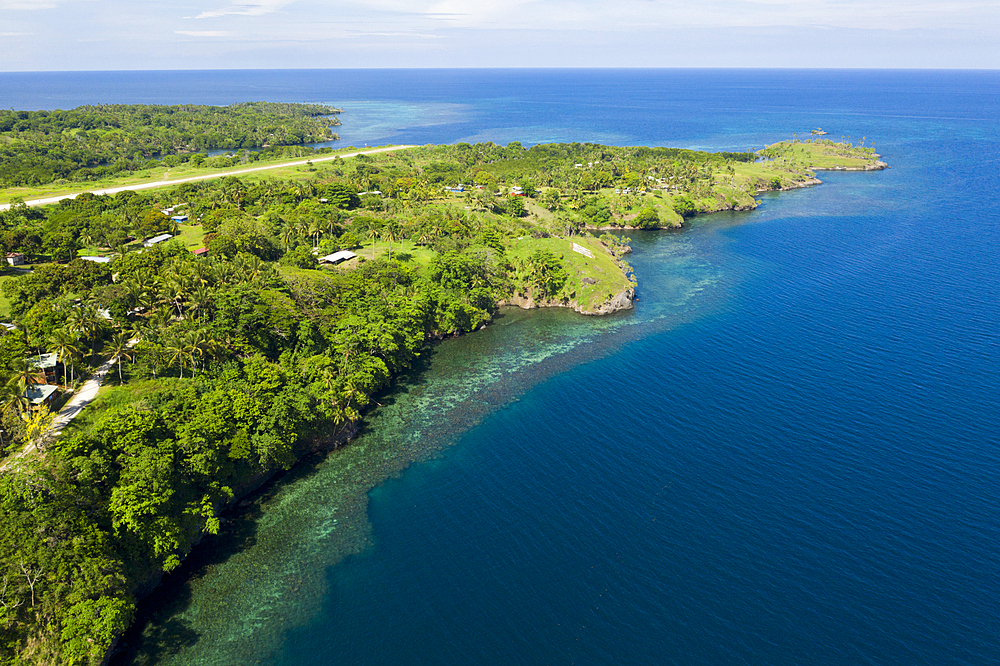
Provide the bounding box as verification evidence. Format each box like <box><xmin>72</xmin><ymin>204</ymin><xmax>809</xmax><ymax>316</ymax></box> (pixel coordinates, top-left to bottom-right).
<box><xmin>0</xmin><ymin>123</ymin><xmax>883</xmax><ymax>665</ymax></box>
<box><xmin>0</xmin><ymin>102</ymin><xmax>342</xmax><ymax>188</ymax></box>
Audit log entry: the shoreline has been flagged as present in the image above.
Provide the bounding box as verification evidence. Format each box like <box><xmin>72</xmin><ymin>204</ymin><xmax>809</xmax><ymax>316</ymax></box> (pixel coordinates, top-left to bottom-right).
<box><xmin>810</xmin><ymin>160</ymin><xmax>888</xmax><ymax>171</ymax></box>
<box><xmin>104</xmin><ymin>420</ymin><xmax>361</xmax><ymax>664</ymax></box>
<box><xmin>102</xmin><ymin>279</ymin><xmax>634</xmax><ymax>663</ymax></box>
<box><xmin>497</xmin><ymin>287</ymin><xmax>635</xmax><ymax>315</ymax></box>
<box><xmin>3</xmin><ymin>137</ymin><xmax>884</xmax><ymax>666</ymax></box>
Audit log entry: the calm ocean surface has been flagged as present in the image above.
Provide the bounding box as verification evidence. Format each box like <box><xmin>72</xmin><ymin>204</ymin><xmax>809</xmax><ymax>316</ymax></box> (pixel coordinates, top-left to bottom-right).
<box><xmin>5</xmin><ymin>69</ymin><xmax>998</xmax><ymax>665</ymax></box>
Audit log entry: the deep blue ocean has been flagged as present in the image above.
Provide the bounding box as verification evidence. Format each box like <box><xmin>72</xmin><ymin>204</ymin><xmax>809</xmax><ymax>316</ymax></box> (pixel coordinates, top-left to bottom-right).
<box><xmin>5</xmin><ymin>69</ymin><xmax>998</xmax><ymax>665</ymax></box>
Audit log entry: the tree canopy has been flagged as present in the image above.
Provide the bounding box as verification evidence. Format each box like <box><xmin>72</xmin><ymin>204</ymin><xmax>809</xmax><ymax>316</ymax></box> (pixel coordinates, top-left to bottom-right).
<box><xmin>0</xmin><ymin>102</ymin><xmax>341</xmax><ymax>187</ymax></box>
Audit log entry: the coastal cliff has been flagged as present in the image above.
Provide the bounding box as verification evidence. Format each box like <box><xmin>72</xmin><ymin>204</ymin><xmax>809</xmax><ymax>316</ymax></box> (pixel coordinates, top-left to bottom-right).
<box><xmin>498</xmin><ymin>286</ymin><xmax>635</xmax><ymax>316</ymax></box>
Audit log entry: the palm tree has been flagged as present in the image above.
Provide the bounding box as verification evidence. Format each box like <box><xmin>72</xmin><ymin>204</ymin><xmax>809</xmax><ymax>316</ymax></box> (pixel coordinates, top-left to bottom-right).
<box><xmin>225</xmin><ymin>179</ymin><xmax>248</xmax><ymax>209</ymax></box>
<box><xmin>9</xmin><ymin>358</ymin><xmax>41</xmax><ymax>394</ymax></box>
<box><xmin>191</xmin><ymin>259</ymin><xmax>215</xmax><ymax>286</ymax></box>
<box><xmin>122</xmin><ymin>279</ymin><xmax>144</xmax><ymax>313</ymax></box>
<box><xmin>321</xmin><ymin>216</ymin><xmax>338</xmax><ymax>243</ymax></box>
<box><xmin>189</xmin><ymin>283</ymin><xmax>214</xmax><ymax>322</ymax></box>
<box><xmin>380</xmin><ymin>227</ymin><xmax>395</xmax><ymax>261</ymax></box>
<box><xmin>165</xmin><ymin>339</ymin><xmax>188</xmax><ymax>379</ymax></box>
<box><xmin>159</xmin><ymin>275</ymin><xmax>188</xmax><ymax>318</ymax></box>
<box><xmin>212</xmin><ymin>260</ymin><xmax>237</xmax><ymax>286</ymax></box>
<box><xmin>0</xmin><ymin>379</ymin><xmax>28</xmax><ymax>422</ymax></box>
<box><xmin>48</xmin><ymin>329</ymin><xmax>80</xmax><ymax>389</ymax></box>
<box><xmin>280</xmin><ymin>226</ymin><xmax>296</xmax><ymax>251</ymax></box>
<box><xmin>64</xmin><ymin>307</ymin><xmax>85</xmax><ymax>340</ymax></box>
<box><xmin>108</xmin><ymin>330</ymin><xmax>134</xmax><ymax>383</ymax></box>
<box><xmin>295</xmin><ymin>218</ymin><xmax>310</xmax><ymax>244</ymax></box>
<box><xmin>15</xmin><ymin>317</ymin><xmax>44</xmax><ymax>357</ymax></box>
<box><xmin>128</xmin><ymin>271</ymin><xmax>157</xmax><ymax>313</ymax></box>
<box><xmin>182</xmin><ymin>329</ymin><xmax>210</xmax><ymax>376</ymax></box>
<box><xmin>66</xmin><ymin>303</ymin><xmax>104</xmax><ymax>365</ymax></box>
<box><xmin>79</xmin><ymin>303</ymin><xmax>105</xmax><ymax>365</ymax></box>
<box><xmin>309</xmin><ymin>219</ymin><xmax>323</xmax><ymax>250</ymax></box>
<box><xmin>234</xmin><ymin>254</ymin><xmax>267</xmax><ymax>285</ymax></box>
<box><xmin>148</xmin><ymin>305</ymin><xmax>173</xmax><ymax>331</ymax></box>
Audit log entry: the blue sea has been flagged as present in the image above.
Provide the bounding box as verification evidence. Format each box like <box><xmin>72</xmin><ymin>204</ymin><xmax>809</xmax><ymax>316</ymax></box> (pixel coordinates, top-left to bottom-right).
<box><xmin>5</xmin><ymin>69</ymin><xmax>998</xmax><ymax>665</ymax></box>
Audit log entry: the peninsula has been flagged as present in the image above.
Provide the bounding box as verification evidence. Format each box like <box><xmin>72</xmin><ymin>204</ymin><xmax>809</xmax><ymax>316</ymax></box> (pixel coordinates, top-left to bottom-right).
<box><xmin>0</xmin><ymin>132</ymin><xmax>882</xmax><ymax>665</ymax></box>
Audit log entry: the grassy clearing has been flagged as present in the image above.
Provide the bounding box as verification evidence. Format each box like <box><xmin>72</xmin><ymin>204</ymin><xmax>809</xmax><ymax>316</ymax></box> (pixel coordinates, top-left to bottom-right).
<box><xmin>341</xmin><ymin>239</ymin><xmax>436</xmax><ymax>270</ymax></box>
<box><xmin>387</xmin><ymin>240</ymin><xmax>437</xmax><ymax>274</ymax></box>
<box><xmin>74</xmin><ymin>225</ymin><xmax>204</xmax><ymax>260</ymax></box>
<box><xmin>58</xmin><ymin>378</ymin><xmax>185</xmax><ymax>439</ymax></box>
<box><xmin>174</xmin><ymin>223</ymin><xmax>206</xmax><ymax>250</ymax></box>
<box><xmin>0</xmin><ymin>284</ymin><xmax>12</xmax><ymax>318</ymax></box>
<box><xmin>282</xmin><ymin>233</ymin><xmax>628</xmax><ymax>313</ymax></box>
<box><xmin>766</xmin><ymin>139</ymin><xmax>883</xmax><ymax>169</ymax></box>
<box><xmin>509</xmin><ymin>235</ymin><xmax>631</xmax><ymax>312</ymax></box>
<box><xmin>276</xmin><ymin>239</ymin><xmax>436</xmax><ymax>280</ymax></box>
<box><xmin>0</xmin><ymin>267</ymin><xmax>33</xmax><ymax>317</ymax></box>
<box><xmin>276</xmin><ymin>264</ymin><xmax>323</xmax><ymax>281</ymax></box>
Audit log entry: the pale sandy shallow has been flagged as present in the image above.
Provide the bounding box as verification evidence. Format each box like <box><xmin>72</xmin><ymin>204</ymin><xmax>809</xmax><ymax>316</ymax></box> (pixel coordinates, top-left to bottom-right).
<box><xmin>0</xmin><ymin>145</ymin><xmax>416</xmax><ymax>211</ymax></box>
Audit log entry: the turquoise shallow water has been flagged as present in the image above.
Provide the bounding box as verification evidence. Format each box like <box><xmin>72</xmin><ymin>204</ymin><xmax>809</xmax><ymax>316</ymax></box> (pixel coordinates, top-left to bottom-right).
<box><xmin>117</xmin><ymin>221</ymin><xmax>728</xmax><ymax>665</ymax></box>
<box><xmin>8</xmin><ymin>69</ymin><xmax>997</xmax><ymax>665</ymax></box>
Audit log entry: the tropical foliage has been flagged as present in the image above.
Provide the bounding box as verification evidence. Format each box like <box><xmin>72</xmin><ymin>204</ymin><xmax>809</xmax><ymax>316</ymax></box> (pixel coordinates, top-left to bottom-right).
<box><xmin>0</xmin><ymin>135</ymin><xmax>873</xmax><ymax>664</ymax></box>
<box><xmin>0</xmin><ymin>102</ymin><xmax>341</xmax><ymax>187</ymax></box>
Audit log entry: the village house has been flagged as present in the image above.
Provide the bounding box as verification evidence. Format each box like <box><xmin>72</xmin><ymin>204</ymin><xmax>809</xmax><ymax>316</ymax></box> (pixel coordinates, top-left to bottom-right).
<box><xmin>143</xmin><ymin>233</ymin><xmax>174</xmax><ymax>248</ymax></box>
<box><xmin>319</xmin><ymin>250</ymin><xmax>357</xmax><ymax>265</ymax></box>
<box><xmin>23</xmin><ymin>384</ymin><xmax>58</xmax><ymax>411</ymax></box>
<box><xmin>28</xmin><ymin>352</ymin><xmax>58</xmax><ymax>384</ymax></box>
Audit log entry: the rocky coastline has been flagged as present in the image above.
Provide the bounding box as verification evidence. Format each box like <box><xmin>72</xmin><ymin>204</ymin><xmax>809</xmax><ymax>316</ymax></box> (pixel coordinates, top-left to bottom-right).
<box><xmin>498</xmin><ymin>286</ymin><xmax>635</xmax><ymax>316</ymax></box>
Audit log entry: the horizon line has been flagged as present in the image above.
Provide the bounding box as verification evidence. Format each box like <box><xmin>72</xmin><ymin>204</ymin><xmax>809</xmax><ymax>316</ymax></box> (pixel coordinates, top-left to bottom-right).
<box><xmin>3</xmin><ymin>65</ymin><xmax>1000</xmax><ymax>75</ymax></box>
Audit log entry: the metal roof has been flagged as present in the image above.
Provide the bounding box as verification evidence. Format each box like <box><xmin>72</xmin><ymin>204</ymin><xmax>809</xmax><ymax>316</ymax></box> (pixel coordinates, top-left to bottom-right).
<box><xmin>143</xmin><ymin>233</ymin><xmax>174</xmax><ymax>247</ymax></box>
<box><xmin>28</xmin><ymin>352</ymin><xmax>58</xmax><ymax>370</ymax></box>
<box><xmin>24</xmin><ymin>384</ymin><xmax>58</xmax><ymax>405</ymax></box>
<box><xmin>319</xmin><ymin>250</ymin><xmax>358</xmax><ymax>264</ymax></box>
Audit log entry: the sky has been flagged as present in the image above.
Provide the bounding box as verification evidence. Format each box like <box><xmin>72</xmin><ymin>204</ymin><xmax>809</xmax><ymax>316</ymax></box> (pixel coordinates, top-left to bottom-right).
<box><xmin>1</xmin><ymin>0</ymin><xmax>997</xmax><ymax>71</ymax></box>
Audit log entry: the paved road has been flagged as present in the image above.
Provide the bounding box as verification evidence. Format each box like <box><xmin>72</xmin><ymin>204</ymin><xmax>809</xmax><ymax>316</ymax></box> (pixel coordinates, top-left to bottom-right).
<box><xmin>0</xmin><ymin>145</ymin><xmax>417</xmax><ymax>211</ymax></box>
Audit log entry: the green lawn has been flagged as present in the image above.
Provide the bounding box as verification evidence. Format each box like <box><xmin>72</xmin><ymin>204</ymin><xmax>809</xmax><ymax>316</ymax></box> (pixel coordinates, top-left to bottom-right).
<box><xmin>174</xmin><ymin>223</ymin><xmax>206</xmax><ymax>250</ymax></box>
<box><xmin>508</xmin><ymin>235</ymin><xmax>631</xmax><ymax>312</ymax></box>
<box><xmin>332</xmin><ymin>239</ymin><xmax>436</xmax><ymax>272</ymax></box>
<box><xmin>75</xmin><ymin>224</ymin><xmax>205</xmax><ymax>260</ymax></box>
<box><xmin>0</xmin><ymin>275</ymin><xmax>15</xmax><ymax>319</ymax></box>
<box><xmin>57</xmin><ymin>378</ymin><xmax>184</xmax><ymax>439</ymax></box>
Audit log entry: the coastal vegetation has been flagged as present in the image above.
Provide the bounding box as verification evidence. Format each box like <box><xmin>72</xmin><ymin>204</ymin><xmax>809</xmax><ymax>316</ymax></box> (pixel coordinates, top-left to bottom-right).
<box><xmin>0</xmin><ymin>103</ymin><xmax>342</xmax><ymax>188</ymax></box>
<box><xmin>0</xmin><ymin>133</ymin><xmax>880</xmax><ymax>664</ymax></box>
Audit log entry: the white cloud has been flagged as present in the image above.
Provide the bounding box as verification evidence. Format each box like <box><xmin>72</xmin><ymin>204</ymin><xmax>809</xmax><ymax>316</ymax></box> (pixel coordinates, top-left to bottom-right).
<box><xmin>349</xmin><ymin>31</ymin><xmax>443</xmax><ymax>38</ymax></box>
<box><xmin>349</xmin><ymin>0</ymin><xmax>999</xmax><ymax>32</ymax></box>
<box><xmin>191</xmin><ymin>0</ymin><xmax>294</xmax><ymax>19</ymax></box>
<box><xmin>1</xmin><ymin>0</ymin><xmax>998</xmax><ymax>69</ymax></box>
<box><xmin>175</xmin><ymin>30</ymin><xmax>233</xmax><ymax>36</ymax></box>
<box><xmin>0</xmin><ymin>0</ymin><xmax>57</xmax><ymax>9</ymax></box>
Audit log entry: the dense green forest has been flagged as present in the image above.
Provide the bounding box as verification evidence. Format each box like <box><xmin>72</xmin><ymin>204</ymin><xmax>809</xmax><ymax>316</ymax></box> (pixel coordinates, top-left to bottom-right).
<box><xmin>0</xmin><ymin>103</ymin><xmax>342</xmax><ymax>187</ymax></box>
<box><xmin>0</xmin><ymin>136</ymin><xmax>880</xmax><ymax>664</ymax></box>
